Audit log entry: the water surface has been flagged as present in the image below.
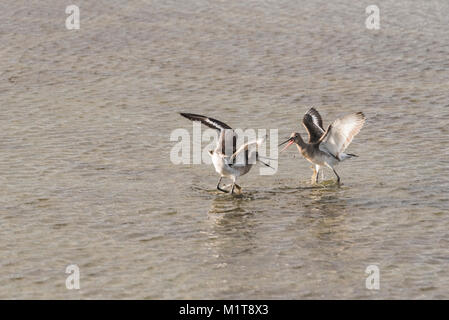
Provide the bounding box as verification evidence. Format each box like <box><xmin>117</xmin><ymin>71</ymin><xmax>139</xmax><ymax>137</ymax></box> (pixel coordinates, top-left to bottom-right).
<box><xmin>0</xmin><ymin>0</ymin><xmax>448</xmax><ymax>299</ymax></box>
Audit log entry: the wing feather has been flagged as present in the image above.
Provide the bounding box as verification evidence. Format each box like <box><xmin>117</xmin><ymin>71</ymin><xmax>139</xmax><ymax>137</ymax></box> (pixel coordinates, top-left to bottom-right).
<box><xmin>229</xmin><ymin>137</ymin><xmax>265</xmax><ymax>165</ymax></box>
<box><xmin>302</xmin><ymin>108</ymin><xmax>325</xmax><ymax>143</ymax></box>
<box><xmin>318</xmin><ymin>112</ymin><xmax>365</xmax><ymax>158</ymax></box>
<box><xmin>179</xmin><ymin>113</ymin><xmax>232</xmax><ymax>131</ymax></box>
<box><xmin>180</xmin><ymin>112</ymin><xmax>237</xmax><ymax>161</ymax></box>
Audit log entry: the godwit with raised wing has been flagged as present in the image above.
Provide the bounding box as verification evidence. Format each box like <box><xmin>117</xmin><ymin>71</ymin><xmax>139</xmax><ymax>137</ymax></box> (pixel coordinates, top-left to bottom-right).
<box><xmin>180</xmin><ymin>113</ymin><xmax>272</xmax><ymax>194</ymax></box>
<box><xmin>279</xmin><ymin>108</ymin><xmax>366</xmax><ymax>185</ymax></box>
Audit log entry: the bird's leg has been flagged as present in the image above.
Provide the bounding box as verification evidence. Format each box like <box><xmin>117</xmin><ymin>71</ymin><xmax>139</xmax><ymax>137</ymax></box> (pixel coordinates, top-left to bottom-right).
<box><xmin>311</xmin><ymin>166</ymin><xmax>317</xmax><ymax>184</ymax></box>
<box><xmin>332</xmin><ymin>168</ymin><xmax>341</xmax><ymax>185</ymax></box>
<box><xmin>315</xmin><ymin>165</ymin><xmax>321</xmax><ymax>183</ymax></box>
<box><xmin>230</xmin><ymin>177</ymin><xmax>237</xmax><ymax>194</ymax></box>
<box><xmin>216</xmin><ymin>177</ymin><xmax>229</xmax><ymax>193</ymax></box>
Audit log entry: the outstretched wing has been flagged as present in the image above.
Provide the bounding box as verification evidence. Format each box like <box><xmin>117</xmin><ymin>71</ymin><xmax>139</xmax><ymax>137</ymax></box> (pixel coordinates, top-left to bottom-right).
<box><xmin>179</xmin><ymin>112</ymin><xmax>236</xmax><ymax>158</ymax></box>
<box><xmin>179</xmin><ymin>113</ymin><xmax>232</xmax><ymax>131</ymax></box>
<box><xmin>228</xmin><ymin>137</ymin><xmax>265</xmax><ymax>165</ymax></box>
<box><xmin>302</xmin><ymin>108</ymin><xmax>325</xmax><ymax>143</ymax></box>
<box><xmin>216</xmin><ymin>128</ymin><xmax>237</xmax><ymax>157</ymax></box>
<box><xmin>318</xmin><ymin>112</ymin><xmax>365</xmax><ymax>159</ymax></box>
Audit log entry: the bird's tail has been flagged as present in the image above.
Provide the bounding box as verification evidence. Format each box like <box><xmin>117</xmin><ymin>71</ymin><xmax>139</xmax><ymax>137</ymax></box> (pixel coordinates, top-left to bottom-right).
<box><xmin>346</xmin><ymin>153</ymin><xmax>358</xmax><ymax>158</ymax></box>
<box><xmin>339</xmin><ymin>152</ymin><xmax>358</xmax><ymax>161</ymax></box>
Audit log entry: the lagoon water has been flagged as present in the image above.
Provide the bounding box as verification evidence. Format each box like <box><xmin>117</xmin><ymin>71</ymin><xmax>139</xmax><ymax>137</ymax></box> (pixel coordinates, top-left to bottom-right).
<box><xmin>0</xmin><ymin>0</ymin><xmax>448</xmax><ymax>299</ymax></box>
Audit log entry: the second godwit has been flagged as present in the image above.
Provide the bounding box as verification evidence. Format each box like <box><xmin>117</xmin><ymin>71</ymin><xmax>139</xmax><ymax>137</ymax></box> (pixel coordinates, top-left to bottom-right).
<box><xmin>279</xmin><ymin>108</ymin><xmax>366</xmax><ymax>185</ymax></box>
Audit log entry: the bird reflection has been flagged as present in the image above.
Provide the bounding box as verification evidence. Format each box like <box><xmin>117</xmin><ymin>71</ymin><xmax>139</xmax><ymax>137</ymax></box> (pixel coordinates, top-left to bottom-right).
<box><xmin>301</xmin><ymin>186</ymin><xmax>349</xmax><ymax>243</ymax></box>
<box><xmin>204</xmin><ymin>196</ymin><xmax>258</xmax><ymax>262</ymax></box>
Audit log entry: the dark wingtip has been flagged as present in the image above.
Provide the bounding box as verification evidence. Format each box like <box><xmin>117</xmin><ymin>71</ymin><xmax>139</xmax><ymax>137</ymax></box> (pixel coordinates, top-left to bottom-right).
<box><xmin>179</xmin><ymin>112</ymin><xmax>192</xmax><ymax>120</ymax></box>
<box><xmin>356</xmin><ymin>112</ymin><xmax>366</xmax><ymax>120</ymax></box>
<box><xmin>305</xmin><ymin>107</ymin><xmax>318</xmax><ymax>115</ymax></box>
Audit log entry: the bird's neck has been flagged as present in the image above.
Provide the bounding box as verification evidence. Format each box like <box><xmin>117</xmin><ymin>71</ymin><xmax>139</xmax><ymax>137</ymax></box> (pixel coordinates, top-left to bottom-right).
<box><xmin>295</xmin><ymin>135</ymin><xmax>306</xmax><ymax>150</ymax></box>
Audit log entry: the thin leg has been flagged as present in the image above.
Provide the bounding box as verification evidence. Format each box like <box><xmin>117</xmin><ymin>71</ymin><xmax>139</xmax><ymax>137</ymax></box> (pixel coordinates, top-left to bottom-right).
<box><xmin>224</xmin><ymin>183</ymin><xmax>241</xmax><ymax>189</ymax></box>
<box><xmin>216</xmin><ymin>177</ymin><xmax>229</xmax><ymax>193</ymax></box>
<box><xmin>230</xmin><ymin>177</ymin><xmax>237</xmax><ymax>194</ymax></box>
<box><xmin>311</xmin><ymin>166</ymin><xmax>317</xmax><ymax>184</ymax></box>
<box><xmin>332</xmin><ymin>168</ymin><xmax>341</xmax><ymax>185</ymax></box>
<box><xmin>315</xmin><ymin>165</ymin><xmax>321</xmax><ymax>183</ymax></box>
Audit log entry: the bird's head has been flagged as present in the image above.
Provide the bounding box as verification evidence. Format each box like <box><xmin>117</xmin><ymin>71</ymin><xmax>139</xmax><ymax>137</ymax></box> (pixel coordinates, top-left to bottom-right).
<box><xmin>279</xmin><ymin>132</ymin><xmax>302</xmax><ymax>153</ymax></box>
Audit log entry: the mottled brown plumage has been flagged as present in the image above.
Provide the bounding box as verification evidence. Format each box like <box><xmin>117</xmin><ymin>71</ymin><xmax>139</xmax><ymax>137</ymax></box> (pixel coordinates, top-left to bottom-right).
<box><xmin>279</xmin><ymin>108</ymin><xmax>366</xmax><ymax>184</ymax></box>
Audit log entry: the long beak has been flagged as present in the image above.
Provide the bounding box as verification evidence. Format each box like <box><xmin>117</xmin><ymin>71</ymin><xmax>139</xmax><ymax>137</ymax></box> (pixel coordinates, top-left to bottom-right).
<box><xmin>279</xmin><ymin>137</ymin><xmax>294</xmax><ymax>153</ymax></box>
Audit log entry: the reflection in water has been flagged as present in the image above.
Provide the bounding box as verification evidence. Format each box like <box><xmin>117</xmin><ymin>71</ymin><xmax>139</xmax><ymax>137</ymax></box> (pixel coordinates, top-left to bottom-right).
<box><xmin>204</xmin><ymin>196</ymin><xmax>258</xmax><ymax>269</ymax></box>
<box><xmin>207</xmin><ymin>196</ymin><xmax>256</xmax><ymax>242</ymax></box>
<box><xmin>307</xmin><ymin>186</ymin><xmax>347</xmax><ymax>216</ymax></box>
<box><xmin>293</xmin><ymin>185</ymin><xmax>349</xmax><ymax>244</ymax></box>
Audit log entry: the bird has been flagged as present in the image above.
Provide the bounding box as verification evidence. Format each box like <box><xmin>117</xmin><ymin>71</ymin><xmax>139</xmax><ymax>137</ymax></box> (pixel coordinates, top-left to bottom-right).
<box><xmin>279</xmin><ymin>108</ymin><xmax>366</xmax><ymax>185</ymax></box>
<box><xmin>179</xmin><ymin>113</ymin><xmax>273</xmax><ymax>194</ymax></box>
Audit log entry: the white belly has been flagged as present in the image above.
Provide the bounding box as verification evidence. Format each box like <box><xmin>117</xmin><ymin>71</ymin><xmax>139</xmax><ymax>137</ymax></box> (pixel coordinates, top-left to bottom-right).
<box><xmin>304</xmin><ymin>150</ymin><xmax>339</xmax><ymax>167</ymax></box>
<box><xmin>211</xmin><ymin>153</ymin><xmax>236</xmax><ymax>177</ymax></box>
<box><xmin>211</xmin><ymin>153</ymin><xmax>252</xmax><ymax>178</ymax></box>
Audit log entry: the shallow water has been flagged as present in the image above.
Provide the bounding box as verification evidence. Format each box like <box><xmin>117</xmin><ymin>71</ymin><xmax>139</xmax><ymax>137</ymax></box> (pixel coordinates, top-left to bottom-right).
<box><xmin>0</xmin><ymin>0</ymin><xmax>448</xmax><ymax>299</ymax></box>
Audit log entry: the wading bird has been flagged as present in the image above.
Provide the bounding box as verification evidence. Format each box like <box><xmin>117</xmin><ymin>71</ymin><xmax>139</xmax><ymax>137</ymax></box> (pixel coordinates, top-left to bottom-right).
<box><xmin>279</xmin><ymin>108</ymin><xmax>366</xmax><ymax>185</ymax></box>
<box><xmin>180</xmin><ymin>113</ymin><xmax>272</xmax><ymax>194</ymax></box>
